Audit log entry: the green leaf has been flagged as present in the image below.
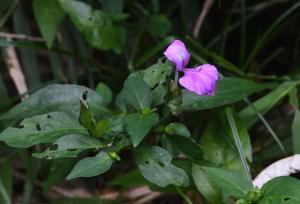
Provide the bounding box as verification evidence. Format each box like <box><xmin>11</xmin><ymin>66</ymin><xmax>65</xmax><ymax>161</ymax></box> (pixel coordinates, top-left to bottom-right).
<box><xmin>102</xmin><ymin>0</ymin><xmax>124</xmax><ymax>15</ymax></box>
<box><xmin>67</xmin><ymin>151</ymin><xmax>113</xmax><ymax>179</ymax></box>
<box><xmin>292</xmin><ymin>110</ymin><xmax>300</xmax><ymax>154</ymax></box>
<box><xmin>33</xmin><ymin>134</ymin><xmax>104</xmax><ymax>159</ymax></box>
<box><xmin>239</xmin><ymin>81</ymin><xmax>297</xmax><ymax>128</ymax></box>
<box><xmin>141</xmin><ymin>61</ymin><xmax>173</xmax><ymax>88</ymax></box>
<box><xmin>124</xmin><ymin>113</ymin><xmax>159</xmax><ymax>147</ymax></box>
<box><xmin>134</xmin><ymin>146</ymin><xmax>189</xmax><ymax>187</ymax></box>
<box><xmin>59</xmin><ymin>0</ymin><xmax>126</xmax><ymax>53</ymax></box>
<box><xmin>259</xmin><ymin>176</ymin><xmax>300</xmax><ymax>204</ymax></box>
<box><xmin>96</xmin><ymin>83</ymin><xmax>113</xmax><ymax>104</ymax></box>
<box><xmin>203</xmin><ymin>167</ymin><xmax>253</xmax><ymax>200</ymax></box>
<box><xmin>192</xmin><ymin>164</ymin><xmax>222</xmax><ymax>204</ymax></box>
<box><xmin>167</xmin><ymin>135</ymin><xmax>203</xmax><ymax>161</ymax></box>
<box><xmin>152</xmin><ymin>85</ymin><xmax>167</xmax><ymax>107</ymax></box>
<box><xmin>33</xmin><ymin>0</ymin><xmax>65</xmax><ymax>48</ymax></box>
<box><xmin>109</xmin><ymin>169</ymin><xmax>149</xmax><ymax>188</ymax></box>
<box><xmin>147</xmin><ymin>14</ymin><xmax>171</xmax><ymax>37</ymax></box>
<box><xmin>0</xmin><ymin>112</ymin><xmax>87</xmax><ymax>148</ymax></box>
<box><xmin>164</xmin><ymin>123</ymin><xmax>191</xmax><ymax>137</ymax></box>
<box><xmin>201</xmin><ymin>111</ymin><xmax>251</xmax><ymax>172</ymax></box>
<box><xmin>181</xmin><ymin>77</ymin><xmax>265</xmax><ymax>111</ymax></box>
<box><xmin>0</xmin><ymin>84</ymin><xmax>106</xmax><ymax>122</ymax></box>
<box><xmin>79</xmin><ymin>95</ymin><xmax>98</xmax><ymax>137</ymax></box>
<box><xmin>42</xmin><ymin>159</ymin><xmax>75</xmax><ymax>191</ymax></box>
<box><xmin>122</xmin><ymin>76</ymin><xmax>153</xmax><ymax>111</ymax></box>
<box><xmin>289</xmin><ymin>86</ymin><xmax>298</xmax><ymax>110</ymax></box>
<box><xmin>0</xmin><ymin>157</ymin><xmax>12</xmax><ymax>204</ymax></box>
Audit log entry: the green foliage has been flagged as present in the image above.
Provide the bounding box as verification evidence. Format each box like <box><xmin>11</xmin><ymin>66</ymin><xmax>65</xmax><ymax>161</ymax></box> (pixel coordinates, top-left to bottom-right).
<box><xmin>181</xmin><ymin>77</ymin><xmax>266</xmax><ymax>111</ymax></box>
<box><xmin>124</xmin><ymin>112</ymin><xmax>159</xmax><ymax>147</ymax></box>
<box><xmin>259</xmin><ymin>177</ymin><xmax>300</xmax><ymax>203</ymax></box>
<box><xmin>134</xmin><ymin>146</ymin><xmax>189</xmax><ymax>187</ymax></box>
<box><xmin>0</xmin><ymin>112</ymin><xmax>87</xmax><ymax>148</ymax></box>
<box><xmin>59</xmin><ymin>0</ymin><xmax>126</xmax><ymax>53</ymax></box>
<box><xmin>67</xmin><ymin>151</ymin><xmax>113</xmax><ymax>179</ymax></box>
<box><xmin>33</xmin><ymin>0</ymin><xmax>65</xmax><ymax>48</ymax></box>
<box><xmin>1</xmin><ymin>1</ymin><xmax>300</xmax><ymax>203</ymax></box>
<box><xmin>0</xmin><ymin>84</ymin><xmax>106</xmax><ymax>122</ymax></box>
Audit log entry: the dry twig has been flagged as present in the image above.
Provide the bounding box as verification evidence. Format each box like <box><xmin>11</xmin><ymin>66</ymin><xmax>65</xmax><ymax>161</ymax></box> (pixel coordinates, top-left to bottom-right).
<box><xmin>193</xmin><ymin>0</ymin><xmax>214</xmax><ymax>38</ymax></box>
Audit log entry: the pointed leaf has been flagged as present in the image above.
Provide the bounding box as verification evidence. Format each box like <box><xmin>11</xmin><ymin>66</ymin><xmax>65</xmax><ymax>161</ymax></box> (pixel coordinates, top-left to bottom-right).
<box><xmin>134</xmin><ymin>146</ymin><xmax>189</xmax><ymax>187</ymax></box>
<box><xmin>0</xmin><ymin>112</ymin><xmax>87</xmax><ymax>148</ymax></box>
<box><xmin>124</xmin><ymin>113</ymin><xmax>158</xmax><ymax>147</ymax></box>
<box><xmin>67</xmin><ymin>151</ymin><xmax>113</xmax><ymax>179</ymax></box>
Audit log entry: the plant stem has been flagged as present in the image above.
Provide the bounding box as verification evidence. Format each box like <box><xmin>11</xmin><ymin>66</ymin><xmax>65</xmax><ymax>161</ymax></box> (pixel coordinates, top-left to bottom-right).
<box><xmin>175</xmin><ymin>186</ymin><xmax>193</xmax><ymax>204</ymax></box>
<box><xmin>175</xmin><ymin>70</ymin><xmax>179</xmax><ymax>87</ymax></box>
<box><xmin>225</xmin><ymin>107</ymin><xmax>252</xmax><ymax>183</ymax></box>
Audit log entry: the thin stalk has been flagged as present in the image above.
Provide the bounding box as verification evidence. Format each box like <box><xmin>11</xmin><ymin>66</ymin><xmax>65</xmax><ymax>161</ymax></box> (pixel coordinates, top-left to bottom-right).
<box><xmin>175</xmin><ymin>186</ymin><xmax>193</xmax><ymax>204</ymax></box>
<box><xmin>244</xmin><ymin>98</ymin><xmax>286</xmax><ymax>153</ymax></box>
<box><xmin>0</xmin><ymin>0</ymin><xmax>20</xmax><ymax>29</ymax></box>
<box><xmin>225</xmin><ymin>107</ymin><xmax>252</xmax><ymax>182</ymax></box>
<box><xmin>175</xmin><ymin>70</ymin><xmax>179</xmax><ymax>87</ymax></box>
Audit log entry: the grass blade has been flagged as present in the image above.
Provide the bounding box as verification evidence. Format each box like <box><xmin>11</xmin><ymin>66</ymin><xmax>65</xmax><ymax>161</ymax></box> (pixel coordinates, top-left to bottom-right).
<box><xmin>225</xmin><ymin>107</ymin><xmax>252</xmax><ymax>182</ymax></box>
<box><xmin>243</xmin><ymin>2</ymin><xmax>300</xmax><ymax>71</ymax></box>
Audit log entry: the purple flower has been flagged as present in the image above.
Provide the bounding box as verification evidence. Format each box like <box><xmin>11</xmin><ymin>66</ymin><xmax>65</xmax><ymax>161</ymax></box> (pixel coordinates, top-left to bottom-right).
<box><xmin>163</xmin><ymin>40</ymin><xmax>190</xmax><ymax>71</ymax></box>
<box><xmin>179</xmin><ymin>64</ymin><xmax>218</xmax><ymax>96</ymax></box>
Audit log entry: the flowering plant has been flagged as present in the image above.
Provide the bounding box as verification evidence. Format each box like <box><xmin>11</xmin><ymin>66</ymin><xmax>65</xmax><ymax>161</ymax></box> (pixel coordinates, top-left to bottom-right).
<box><xmin>1</xmin><ymin>0</ymin><xmax>300</xmax><ymax>203</ymax></box>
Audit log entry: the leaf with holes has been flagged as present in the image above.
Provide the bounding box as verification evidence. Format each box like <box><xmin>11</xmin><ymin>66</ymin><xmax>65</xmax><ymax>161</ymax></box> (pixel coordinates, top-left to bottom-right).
<box><xmin>0</xmin><ymin>112</ymin><xmax>87</xmax><ymax>148</ymax></box>
<box><xmin>67</xmin><ymin>151</ymin><xmax>113</xmax><ymax>179</ymax></box>
<box><xmin>141</xmin><ymin>61</ymin><xmax>173</xmax><ymax>88</ymax></box>
<box><xmin>259</xmin><ymin>176</ymin><xmax>300</xmax><ymax>204</ymax></box>
<box><xmin>124</xmin><ymin>113</ymin><xmax>159</xmax><ymax>147</ymax></box>
<box><xmin>33</xmin><ymin>134</ymin><xmax>104</xmax><ymax>159</ymax></box>
<box><xmin>0</xmin><ymin>84</ymin><xmax>107</xmax><ymax>122</ymax></box>
<box><xmin>134</xmin><ymin>146</ymin><xmax>189</xmax><ymax>187</ymax></box>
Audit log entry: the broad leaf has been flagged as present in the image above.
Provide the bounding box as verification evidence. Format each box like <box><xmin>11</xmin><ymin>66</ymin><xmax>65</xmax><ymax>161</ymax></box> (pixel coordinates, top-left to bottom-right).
<box><xmin>201</xmin><ymin>110</ymin><xmax>252</xmax><ymax>172</ymax></box>
<box><xmin>152</xmin><ymin>85</ymin><xmax>167</xmax><ymax>107</ymax></box>
<box><xmin>0</xmin><ymin>112</ymin><xmax>87</xmax><ymax>148</ymax></box>
<box><xmin>147</xmin><ymin>14</ymin><xmax>171</xmax><ymax>37</ymax></box>
<box><xmin>141</xmin><ymin>61</ymin><xmax>173</xmax><ymax>88</ymax></box>
<box><xmin>59</xmin><ymin>0</ymin><xmax>126</xmax><ymax>53</ymax></box>
<box><xmin>203</xmin><ymin>167</ymin><xmax>253</xmax><ymax>200</ymax></box>
<box><xmin>0</xmin><ymin>84</ymin><xmax>106</xmax><ymax>122</ymax></box>
<box><xmin>96</xmin><ymin>83</ymin><xmax>113</xmax><ymax>105</ymax></box>
<box><xmin>181</xmin><ymin>77</ymin><xmax>265</xmax><ymax>111</ymax></box>
<box><xmin>33</xmin><ymin>0</ymin><xmax>65</xmax><ymax>48</ymax></box>
<box><xmin>164</xmin><ymin>122</ymin><xmax>191</xmax><ymax>137</ymax></box>
<box><xmin>122</xmin><ymin>76</ymin><xmax>153</xmax><ymax>111</ymax></box>
<box><xmin>134</xmin><ymin>146</ymin><xmax>189</xmax><ymax>187</ymax></box>
<box><xmin>67</xmin><ymin>151</ymin><xmax>113</xmax><ymax>179</ymax></box>
<box><xmin>192</xmin><ymin>164</ymin><xmax>222</xmax><ymax>204</ymax></box>
<box><xmin>33</xmin><ymin>134</ymin><xmax>104</xmax><ymax>159</ymax></box>
<box><xmin>124</xmin><ymin>113</ymin><xmax>159</xmax><ymax>147</ymax></box>
<box><xmin>167</xmin><ymin>135</ymin><xmax>203</xmax><ymax>161</ymax></box>
<box><xmin>259</xmin><ymin>176</ymin><xmax>300</xmax><ymax>204</ymax></box>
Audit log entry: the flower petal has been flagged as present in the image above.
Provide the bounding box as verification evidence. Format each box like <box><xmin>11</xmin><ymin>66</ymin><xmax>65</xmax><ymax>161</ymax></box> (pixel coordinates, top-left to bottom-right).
<box><xmin>163</xmin><ymin>40</ymin><xmax>190</xmax><ymax>71</ymax></box>
<box><xmin>179</xmin><ymin>64</ymin><xmax>218</xmax><ymax>96</ymax></box>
